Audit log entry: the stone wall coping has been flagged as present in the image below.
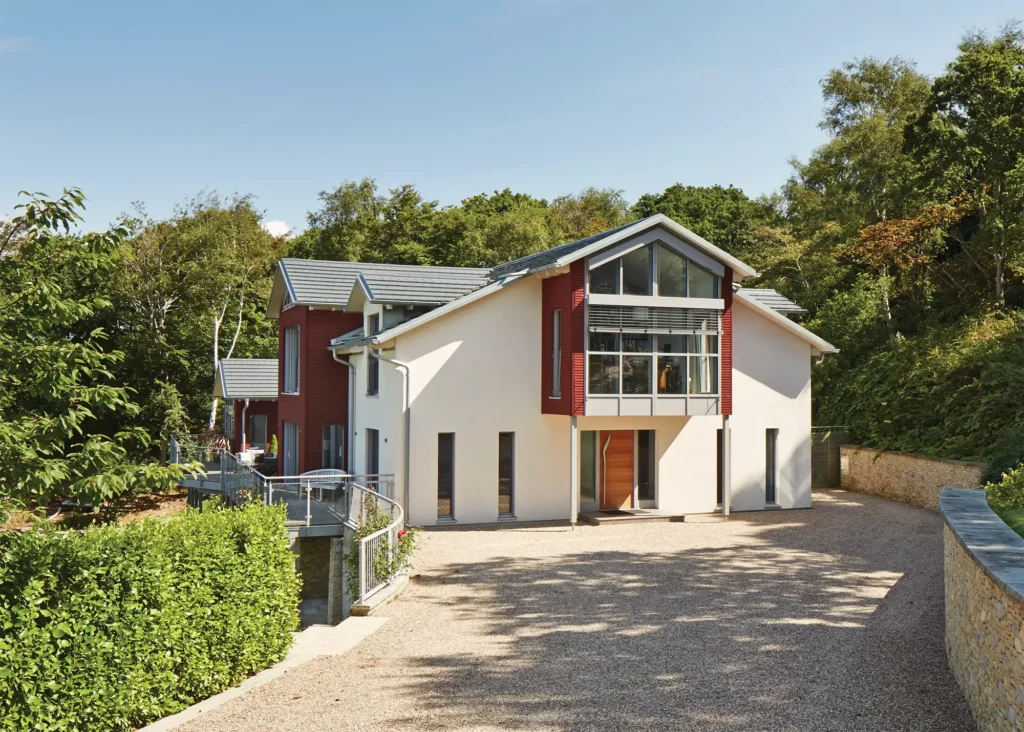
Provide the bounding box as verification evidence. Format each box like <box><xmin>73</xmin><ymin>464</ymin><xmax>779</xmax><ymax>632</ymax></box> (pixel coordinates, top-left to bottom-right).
<box><xmin>940</xmin><ymin>488</ymin><xmax>1024</xmax><ymax>607</ymax></box>
<box><xmin>843</xmin><ymin>445</ymin><xmax>986</xmax><ymax>470</ymax></box>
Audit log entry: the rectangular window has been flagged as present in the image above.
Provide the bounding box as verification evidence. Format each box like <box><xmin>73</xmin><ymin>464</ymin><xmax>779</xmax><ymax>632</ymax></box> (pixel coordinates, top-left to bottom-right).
<box><xmin>551</xmin><ymin>310</ymin><xmax>562</xmax><ymax>398</ymax></box>
<box><xmin>437</xmin><ymin>433</ymin><xmax>454</xmax><ymax>518</ymax></box>
<box><xmin>223</xmin><ymin>401</ymin><xmax>234</xmax><ymax>438</ymax></box>
<box><xmin>365</xmin><ymin>428</ymin><xmax>379</xmax><ymax>476</ymax></box>
<box><xmin>580</xmin><ymin>430</ymin><xmax>597</xmax><ymax>504</ymax></box>
<box><xmin>638</xmin><ymin>430</ymin><xmax>655</xmax><ymax>502</ymax></box>
<box><xmin>283</xmin><ymin>325</ymin><xmax>300</xmax><ymax>394</ymax></box>
<box><xmin>766</xmin><ymin>429</ymin><xmax>778</xmax><ymax>504</ymax></box>
<box><xmin>249</xmin><ymin>414</ymin><xmax>268</xmax><ymax>449</ymax></box>
<box><xmin>283</xmin><ymin>421</ymin><xmax>299</xmax><ymax>476</ymax></box>
<box><xmin>588</xmin><ymin>354</ymin><xmax>620</xmax><ymax>394</ymax></box>
<box><xmin>367</xmin><ymin>314</ymin><xmax>380</xmax><ymax>396</ymax></box>
<box><xmin>322</xmin><ymin>424</ymin><xmax>344</xmax><ymax>470</ymax></box>
<box><xmin>498</xmin><ymin>432</ymin><xmax>514</xmax><ymax>516</ymax></box>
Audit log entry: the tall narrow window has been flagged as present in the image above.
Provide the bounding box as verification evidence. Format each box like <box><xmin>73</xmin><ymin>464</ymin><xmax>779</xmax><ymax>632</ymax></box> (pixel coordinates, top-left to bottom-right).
<box><xmin>551</xmin><ymin>310</ymin><xmax>562</xmax><ymax>398</ymax></box>
<box><xmin>638</xmin><ymin>430</ymin><xmax>655</xmax><ymax>502</ymax></box>
<box><xmin>365</xmin><ymin>428</ymin><xmax>379</xmax><ymax>476</ymax></box>
<box><xmin>367</xmin><ymin>314</ymin><xmax>380</xmax><ymax>396</ymax></box>
<box><xmin>322</xmin><ymin>425</ymin><xmax>344</xmax><ymax>470</ymax></box>
<box><xmin>498</xmin><ymin>432</ymin><xmax>514</xmax><ymax>516</ymax></box>
<box><xmin>283</xmin><ymin>325</ymin><xmax>300</xmax><ymax>394</ymax></box>
<box><xmin>765</xmin><ymin>429</ymin><xmax>778</xmax><ymax>504</ymax></box>
<box><xmin>580</xmin><ymin>431</ymin><xmax>597</xmax><ymax>506</ymax></box>
<box><xmin>283</xmin><ymin>421</ymin><xmax>299</xmax><ymax>476</ymax></box>
<box><xmin>224</xmin><ymin>402</ymin><xmax>234</xmax><ymax>438</ymax></box>
<box><xmin>438</xmin><ymin>433</ymin><xmax>454</xmax><ymax>519</ymax></box>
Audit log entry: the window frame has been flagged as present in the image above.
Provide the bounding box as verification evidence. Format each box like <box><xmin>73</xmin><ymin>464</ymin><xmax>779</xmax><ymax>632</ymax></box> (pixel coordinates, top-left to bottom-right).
<box><xmin>283</xmin><ymin>325</ymin><xmax>300</xmax><ymax>395</ymax></box>
<box><xmin>587</xmin><ymin>332</ymin><xmax>719</xmax><ymax>397</ymax></box>
<box><xmin>498</xmin><ymin>432</ymin><xmax>515</xmax><ymax>517</ymax></box>
<box><xmin>586</xmin><ymin>241</ymin><xmax>721</xmax><ymax>300</ymax></box>
<box><xmin>223</xmin><ymin>401</ymin><xmax>234</xmax><ymax>439</ymax></box>
<box><xmin>765</xmin><ymin>428</ymin><xmax>779</xmax><ymax>505</ymax></box>
<box><xmin>551</xmin><ymin>310</ymin><xmax>562</xmax><ymax>398</ymax></box>
<box><xmin>322</xmin><ymin>424</ymin><xmax>344</xmax><ymax>470</ymax></box>
<box><xmin>437</xmin><ymin>432</ymin><xmax>455</xmax><ymax>520</ymax></box>
<box><xmin>366</xmin><ymin>314</ymin><xmax>380</xmax><ymax>396</ymax></box>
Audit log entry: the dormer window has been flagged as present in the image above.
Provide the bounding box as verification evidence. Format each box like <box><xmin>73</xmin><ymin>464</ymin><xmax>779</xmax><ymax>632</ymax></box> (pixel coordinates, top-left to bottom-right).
<box><xmin>587</xmin><ymin>241</ymin><xmax>718</xmax><ymax>298</ymax></box>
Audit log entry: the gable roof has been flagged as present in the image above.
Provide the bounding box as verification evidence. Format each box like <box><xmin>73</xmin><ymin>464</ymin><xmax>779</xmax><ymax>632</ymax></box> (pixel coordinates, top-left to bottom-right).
<box><xmin>489</xmin><ymin>214</ymin><xmax>759</xmax><ymax>281</ymax></box>
<box><xmin>268</xmin><ymin>258</ymin><xmax>490</xmax><ymax>318</ymax></box>
<box><xmin>213</xmin><ymin>359</ymin><xmax>279</xmax><ymax>400</ymax></box>
<box><xmin>737</xmin><ymin>287</ymin><xmax>807</xmax><ymax>316</ymax></box>
<box><xmin>734</xmin><ymin>290</ymin><xmax>837</xmax><ymax>355</ymax></box>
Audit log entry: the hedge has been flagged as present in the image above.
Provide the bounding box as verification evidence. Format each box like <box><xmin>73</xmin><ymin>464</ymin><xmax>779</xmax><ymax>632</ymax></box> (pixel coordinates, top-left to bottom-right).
<box><xmin>0</xmin><ymin>500</ymin><xmax>301</xmax><ymax>731</ymax></box>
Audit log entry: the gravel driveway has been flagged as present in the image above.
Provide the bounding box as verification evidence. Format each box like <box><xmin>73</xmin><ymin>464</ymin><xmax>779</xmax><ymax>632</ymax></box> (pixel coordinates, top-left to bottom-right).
<box><xmin>178</xmin><ymin>490</ymin><xmax>974</xmax><ymax>732</ymax></box>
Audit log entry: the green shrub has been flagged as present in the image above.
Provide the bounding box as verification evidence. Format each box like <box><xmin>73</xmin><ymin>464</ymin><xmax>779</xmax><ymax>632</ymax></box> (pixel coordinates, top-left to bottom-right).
<box><xmin>986</xmin><ymin>464</ymin><xmax>1024</xmax><ymax>513</ymax></box>
<box><xmin>0</xmin><ymin>500</ymin><xmax>300</xmax><ymax>731</ymax></box>
<box><xmin>983</xmin><ymin>429</ymin><xmax>1024</xmax><ymax>484</ymax></box>
<box><xmin>344</xmin><ymin>494</ymin><xmax>418</xmax><ymax>602</ymax></box>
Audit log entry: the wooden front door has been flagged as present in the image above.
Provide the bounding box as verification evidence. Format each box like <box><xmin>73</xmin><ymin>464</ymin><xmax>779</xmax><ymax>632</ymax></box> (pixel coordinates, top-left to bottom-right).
<box><xmin>601</xmin><ymin>430</ymin><xmax>634</xmax><ymax>509</ymax></box>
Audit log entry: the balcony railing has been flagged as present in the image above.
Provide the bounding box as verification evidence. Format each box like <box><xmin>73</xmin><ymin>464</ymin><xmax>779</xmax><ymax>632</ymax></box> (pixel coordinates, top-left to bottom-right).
<box><xmin>170</xmin><ymin>435</ymin><xmax>403</xmax><ymax>607</ymax></box>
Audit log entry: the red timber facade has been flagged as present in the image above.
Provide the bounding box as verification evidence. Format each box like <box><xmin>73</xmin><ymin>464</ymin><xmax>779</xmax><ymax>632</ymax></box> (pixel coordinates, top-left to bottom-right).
<box><xmin>721</xmin><ymin>267</ymin><xmax>733</xmax><ymax>416</ymax></box>
<box><xmin>540</xmin><ymin>259</ymin><xmax>586</xmax><ymax>416</ymax></box>
<box><xmin>277</xmin><ymin>306</ymin><xmax>362</xmax><ymax>473</ymax></box>
<box><xmin>229</xmin><ymin>399</ymin><xmax>278</xmax><ymax>454</ymax></box>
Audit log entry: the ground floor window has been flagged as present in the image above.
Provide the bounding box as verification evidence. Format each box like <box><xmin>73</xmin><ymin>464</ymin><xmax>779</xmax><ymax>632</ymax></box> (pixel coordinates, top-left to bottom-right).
<box><xmin>322</xmin><ymin>424</ymin><xmax>344</xmax><ymax>470</ymax></box>
<box><xmin>438</xmin><ymin>433</ymin><xmax>454</xmax><ymax>518</ymax></box>
<box><xmin>283</xmin><ymin>421</ymin><xmax>298</xmax><ymax>476</ymax></box>
<box><xmin>716</xmin><ymin>428</ymin><xmax>724</xmax><ymax>507</ymax></box>
<box><xmin>224</xmin><ymin>401</ymin><xmax>234</xmax><ymax>439</ymax></box>
<box><xmin>766</xmin><ymin>428</ymin><xmax>778</xmax><ymax>504</ymax></box>
<box><xmin>248</xmin><ymin>414</ymin><xmax>267</xmax><ymax>450</ymax></box>
<box><xmin>637</xmin><ymin>430</ymin><xmax>655</xmax><ymax>502</ymax></box>
<box><xmin>498</xmin><ymin>432</ymin><xmax>514</xmax><ymax>516</ymax></box>
<box><xmin>580</xmin><ymin>430</ymin><xmax>597</xmax><ymax>505</ymax></box>
<box><xmin>365</xmin><ymin>428</ymin><xmax>379</xmax><ymax>476</ymax></box>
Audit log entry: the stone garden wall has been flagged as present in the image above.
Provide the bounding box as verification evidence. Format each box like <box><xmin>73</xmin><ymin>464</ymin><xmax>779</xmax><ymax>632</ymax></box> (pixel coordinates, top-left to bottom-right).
<box><xmin>841</xmin><ymin>446</ymin><xmax>984</xmax><ymax>511</ymax></box>
<box><xmin>941</xmin><ymin>489</ymin><xmax>1024</xmax><ymax>732</ymax></box>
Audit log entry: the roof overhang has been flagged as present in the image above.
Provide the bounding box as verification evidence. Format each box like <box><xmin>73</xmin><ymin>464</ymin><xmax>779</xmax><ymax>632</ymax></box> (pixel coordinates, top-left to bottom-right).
<box><xmin>733</xmin><ymin>290</ymin><xmax>838</xmax><ymax>355</ymax></box>
<box><xmin>517</xmin><ymin>214</ymin><xmax>759</xmax><ymax>281</ymax></box>
<box><xmin>213</xmin><ymin>362</ymin><xmax>229</xmax><ymax>398</ymax></box>
<box><xmin>266</xmin><ymin>262</ymin><xmax>299</xmax><ymax>320</ymax></box>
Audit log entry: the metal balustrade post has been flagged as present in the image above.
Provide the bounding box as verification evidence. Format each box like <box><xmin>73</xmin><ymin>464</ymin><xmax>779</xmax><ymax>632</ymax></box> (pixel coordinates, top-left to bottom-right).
<box><xmin>306</xmin><ymin>480</ymin><xmax>312</xmax><ymax>526</ymax></box>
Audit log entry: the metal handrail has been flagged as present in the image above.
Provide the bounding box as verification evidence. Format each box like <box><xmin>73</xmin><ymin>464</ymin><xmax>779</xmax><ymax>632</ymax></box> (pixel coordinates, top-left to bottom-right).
<box><xmin>347</xmin><ymin>482</ymin><xmax>404</xmax><ymax>603</ymax></box>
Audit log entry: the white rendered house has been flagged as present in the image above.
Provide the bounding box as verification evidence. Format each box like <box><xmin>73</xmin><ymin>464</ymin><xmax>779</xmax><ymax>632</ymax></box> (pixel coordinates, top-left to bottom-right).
<box><xmin>263</xmin><ymin>214</ymin><xmax>836</xmax><ymax>527</ymax></box>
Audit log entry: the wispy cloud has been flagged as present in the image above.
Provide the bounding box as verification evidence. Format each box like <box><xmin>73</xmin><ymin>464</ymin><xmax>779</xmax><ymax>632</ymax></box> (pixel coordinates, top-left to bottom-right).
<box><xmin>0</xmin><ymin>37</ymin><xmax>31</xmax><ymax>54</ymax></box>
<box><xmin>262</xmin><ymin>220</ymin><xmax>291</xmax><ymax>238</ymax></box>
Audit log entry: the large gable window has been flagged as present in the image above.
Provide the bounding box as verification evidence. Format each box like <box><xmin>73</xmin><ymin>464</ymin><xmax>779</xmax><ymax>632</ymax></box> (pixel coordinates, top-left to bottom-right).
<box><xmin>588</xmin><ymin>241</ymin><xmax>719</xmax><ymax>299</ymax></box>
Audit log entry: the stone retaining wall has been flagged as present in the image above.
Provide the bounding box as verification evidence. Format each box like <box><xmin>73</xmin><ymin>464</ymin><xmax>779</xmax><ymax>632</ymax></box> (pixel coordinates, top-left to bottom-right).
<box><xmin>941</xmin><ymin>489</ymin><xmax>1024</xmax><ymax>731</ymax></box>
<box><xmin>841</xmin><ymin>446</ymin><xmax>984</xmax><ymax>511</ymax></box>
<box><xmin>292</xmin><ymin>536</ymin><xmax>331</xmax><ymax>600</ymax></box>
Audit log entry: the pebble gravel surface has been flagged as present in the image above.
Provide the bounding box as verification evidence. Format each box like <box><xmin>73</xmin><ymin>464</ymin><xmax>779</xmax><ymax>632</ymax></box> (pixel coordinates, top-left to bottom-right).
<box><xmin>178</xmin><ymin>490</ymin><xmax>975</xmax><ymax>732</ymax></box>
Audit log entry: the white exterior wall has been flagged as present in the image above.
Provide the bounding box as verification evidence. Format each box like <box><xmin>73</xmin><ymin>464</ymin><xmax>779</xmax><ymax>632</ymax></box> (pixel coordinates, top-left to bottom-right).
<box><xmin>394</xmin><ymin>276</ymin><xmax>570</xmax><ymax>526</ymax></box>
<box><xmin>727</xmin><ymin>299</ymin><xmax>813</xmax><ymax>511</ymax></box>
<box><xmin>348</xmin><ymin>276</ymin><xmax>815</xmax><ymax>525</ymax></box>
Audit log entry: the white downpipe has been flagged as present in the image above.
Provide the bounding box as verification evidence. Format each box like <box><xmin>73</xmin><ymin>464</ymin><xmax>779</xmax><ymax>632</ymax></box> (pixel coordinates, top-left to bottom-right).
<box><xmin>367</xmin><ymin>347</ymin><xmax>411</xmax><ymax>526</ymax></box>
<box><xmin>331</xmin><ymin>350</ymin><xmax>357</xmax><ymax>472</ymax></box>
<box><xmin>722</xmin><ymin>414</ymin><xmax>731</xmax><ymax>517</ymax></box>
<box><xmin>601</xmin><ymin>433</ymin><xmax>611</xmax><ymax>508</ymax></box>
<box><xmin>240</xmin><ymin>398</ymin><xmax>249</xmax><ymax>454</ymax></box>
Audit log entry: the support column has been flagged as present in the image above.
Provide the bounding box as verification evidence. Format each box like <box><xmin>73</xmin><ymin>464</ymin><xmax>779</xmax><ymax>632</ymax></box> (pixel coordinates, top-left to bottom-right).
<box><xmin>722</xmin><ymin>414</ymin><xmax>732</xmax><ymax>517</ymax></box>
<box><xmin>327</xmin><ymin>536</ymin><xmax>345</xmax><ymax>624</ymax></box>
<box><xmin>569</xmin><ymin>416</ymin><xmax>579</xmax><ymax>527</ymax></box>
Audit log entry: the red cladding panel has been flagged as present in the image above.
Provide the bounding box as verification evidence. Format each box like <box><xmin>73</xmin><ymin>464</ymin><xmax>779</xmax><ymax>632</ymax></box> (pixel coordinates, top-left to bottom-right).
<box><xmin>231</xmin><ymin>400</ymin><xmax>278</xmax><ymax>454</ymax></box>
<box><xmin>541</xmin><ymin>260</ymin><xmax>586</xmax><ymax>416</ymax></box>
<box><xmin>277</xmin><ymin>306</ymin><xmax>361</xmax><ymax>473</ymax></box>
<box><xmin>721</xmin><ymin>268</ymin><xmax>733</xmax><ymax>415</ymax></box>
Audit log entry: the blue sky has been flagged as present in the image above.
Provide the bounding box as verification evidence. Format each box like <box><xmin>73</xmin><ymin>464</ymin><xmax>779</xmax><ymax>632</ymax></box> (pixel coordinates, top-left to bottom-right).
<box><xmin>0</xmin><ymin>1</ymin><xmax>1020</xmax><ymax>235</ymax></box>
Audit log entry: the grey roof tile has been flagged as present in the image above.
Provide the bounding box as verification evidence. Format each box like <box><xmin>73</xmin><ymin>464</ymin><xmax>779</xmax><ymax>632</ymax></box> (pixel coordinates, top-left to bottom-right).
<box><xmin>279</xmin><ymin>258</ymin><xmax>489</xmax><ymax>308</ymax></box>
<box><xmin>737</xmin><ymin>288</ymin><xmax>807</xmax><ymax>316</ymax></box>
<box><xmin>489</xmin><ymin>221</ymin><xmax>637</xmax><ymax>280</ymax></box>
<box><xmin>218</xmin><ymin>359</ymin><xmax>279</xmax><ymax>400</ymax></box>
